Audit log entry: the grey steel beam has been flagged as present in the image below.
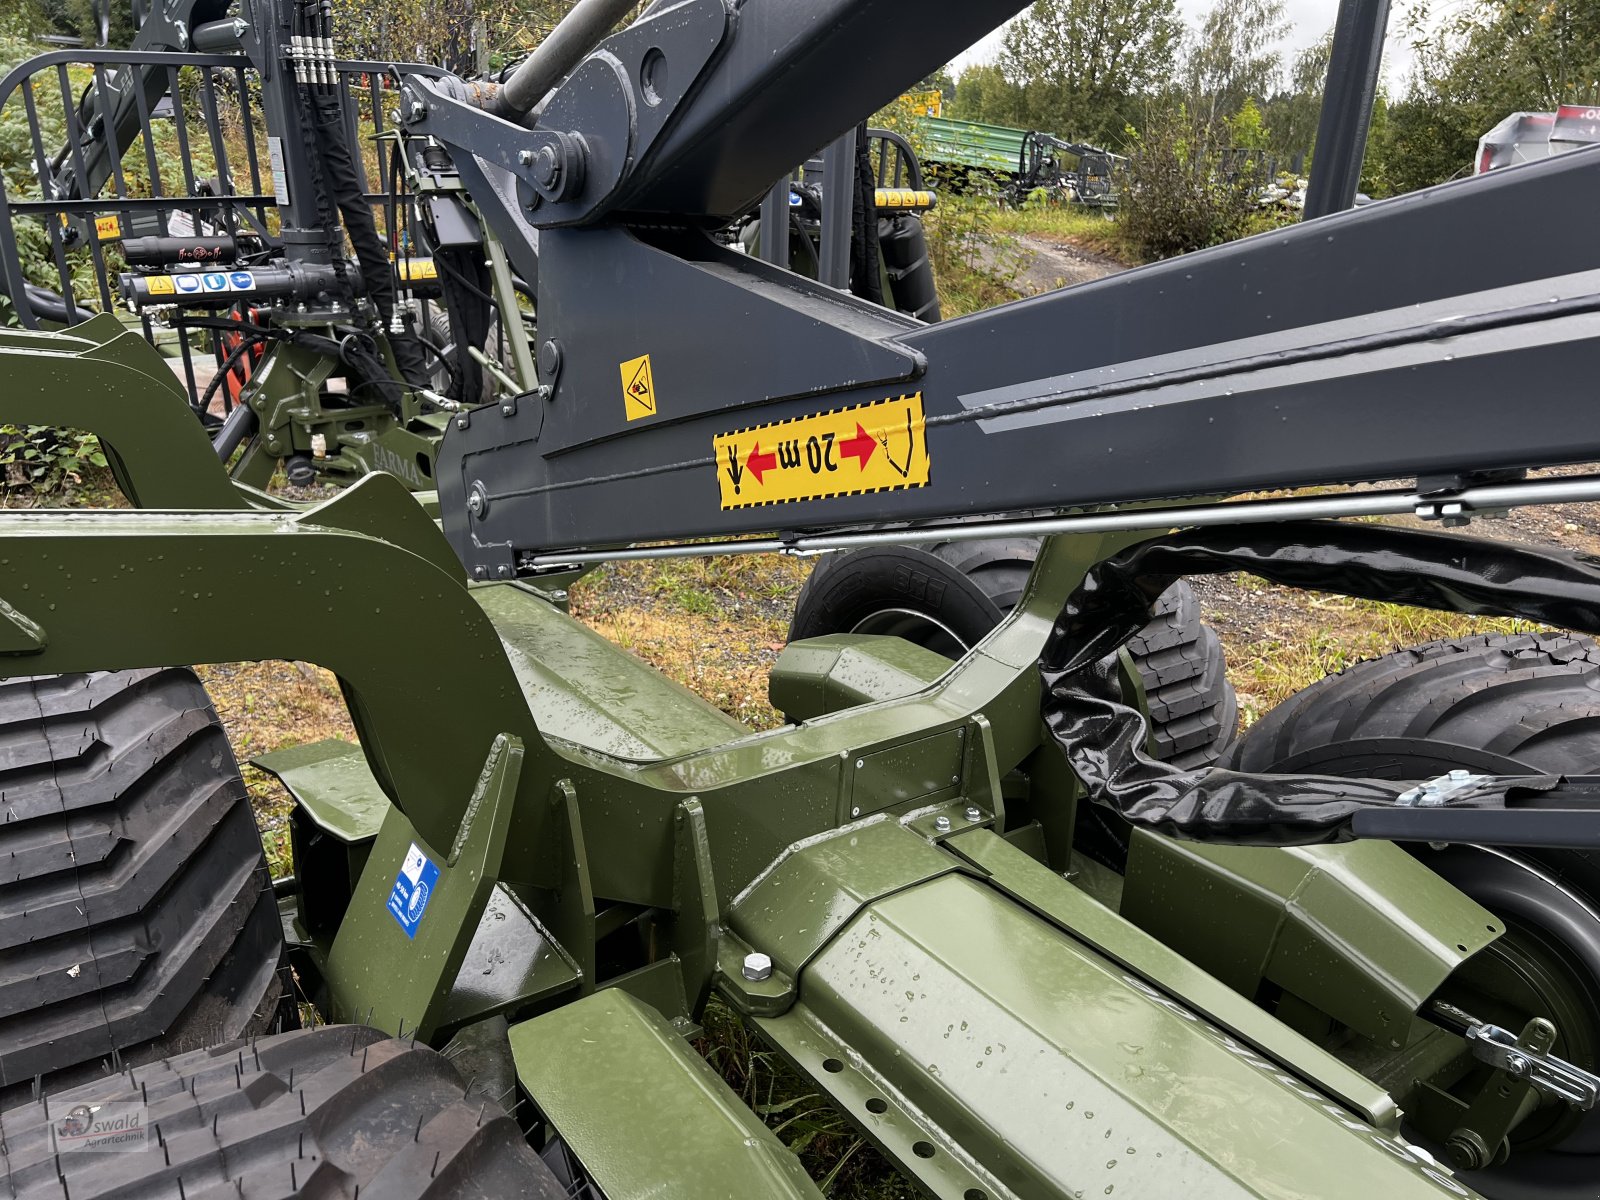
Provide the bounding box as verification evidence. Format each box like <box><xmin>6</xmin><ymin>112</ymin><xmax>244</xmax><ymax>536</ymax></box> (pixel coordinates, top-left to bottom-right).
<box><xmin>1304</xmin><ymin>0</ymin><xmax>1389</xmax><ymax>218</ymax></box>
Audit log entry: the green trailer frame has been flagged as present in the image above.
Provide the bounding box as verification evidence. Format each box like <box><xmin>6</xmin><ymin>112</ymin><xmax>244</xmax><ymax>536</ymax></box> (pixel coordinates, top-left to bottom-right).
<box><xmin>0</xmin><ymin>321</ymin><xmax>1566</xmax><ymax>1199</ymax></box>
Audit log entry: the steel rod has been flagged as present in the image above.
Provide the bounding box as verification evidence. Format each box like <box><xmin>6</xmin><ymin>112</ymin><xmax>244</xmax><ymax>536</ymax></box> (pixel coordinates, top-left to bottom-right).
<box><xmin>493</xmin><ymin>0</ymin><xmax>638</xmax><ymax>119</ymax></box>
<box><xmin>522</xmin><ymin>474</ymin><xmax>1600</xmax><ymax>569</ymax></box>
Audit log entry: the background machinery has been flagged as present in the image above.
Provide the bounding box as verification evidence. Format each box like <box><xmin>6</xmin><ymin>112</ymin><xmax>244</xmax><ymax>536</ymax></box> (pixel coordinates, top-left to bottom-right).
<box><xmin>4</xmin><ymin>1</ymin><xmax>1600</xmax><ymax>1199</ymax></box>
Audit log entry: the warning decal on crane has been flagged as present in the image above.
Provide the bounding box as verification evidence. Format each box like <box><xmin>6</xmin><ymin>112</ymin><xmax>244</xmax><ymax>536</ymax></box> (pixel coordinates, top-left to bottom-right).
<box><xmin>714</xmin><ymin>392</ymin><xmax>929</xmax><ymax>509</ymax></box>
<box><xmin>620</xmin><ymin>353</ymin><xmax>657</xmax><ymax>420</ymax></box>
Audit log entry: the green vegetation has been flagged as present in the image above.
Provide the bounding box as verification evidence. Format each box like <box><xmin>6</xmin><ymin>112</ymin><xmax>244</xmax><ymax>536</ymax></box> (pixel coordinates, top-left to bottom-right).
<box><xmin>940</xmin><ymin>0</ymin><xmax>1599</xmax><ymax>210</ymax></box>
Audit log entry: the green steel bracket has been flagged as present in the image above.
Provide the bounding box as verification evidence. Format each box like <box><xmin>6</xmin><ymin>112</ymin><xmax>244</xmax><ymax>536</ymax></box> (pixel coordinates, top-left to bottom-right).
<box><xmin>958</xmin><ymin>713</ymin><xmax>1005</xmax><ymax>826</ymax></box>
<box><xmin>228</xmin><ymin>338</ymin><xmax>335</xmax><ymax>489</ymax></box>
<box><xmin>672</xmin><ymin>797</ymin><xmax>721</xmax><ymax>1015</ymax></box>
<box><xmin>509</xmin><ymin>990</ymin><xmax>823</xmax><ymax>1200</ymax></box>
<box><xmin>769</xmin><ymin>633</ymin><xmax>953</xmax><ymax>721</ymax></box>
<box><xmin>433</xmin><ymin>882</ymin><xmax>584</xmax><ymax>1036</ymax></box>
<box><xmin>333</xmin><ymin>419</ymin><xmax>444</xmax><ymax>492</ymax></box>
<box><xmin>945</xmin><ymin>827</ymin><xmax>1399</xmax><ymax>1128</ymax></box>
<box><xmin>600</xmin><ymin>958</ymin><xmax>692</xmax><ymax>1028</ymax></box>
<box><xmin>0</xmin><ymin>318</ymin><xmax>246</xmax><ymax>510</ymax></box>
<box><xmin>253</xmin><ymin>738</ymin><xmax>390</xmax><ymax>844</ymax></box>
<box><xmin>1120</xmin><ymin>833</ymin><xmax>1500</xmax><ymax>1046</ymax></box>
<box><xmin>324</xmin><ymin>732</ymin><xmax>522</xmax><ymax>1039</ymax></box>
<box><xmin>537</xmin><ymin>779</ymin><xmax>597</xmax><ymax>995</ymax></box>
<box><xmin>901</xmin><ymin>797</ymin><xmax>996</xmax><ymax>843</ymax></box>
<box><xmin>726</xmin><ymin>817</ymin><xmax>958</xmax><ymax>988</ymax></box>
<box><xmin>716</xmin><ymin>933</ymin><xmax>794</xmax><ymax>1017</ymax></box>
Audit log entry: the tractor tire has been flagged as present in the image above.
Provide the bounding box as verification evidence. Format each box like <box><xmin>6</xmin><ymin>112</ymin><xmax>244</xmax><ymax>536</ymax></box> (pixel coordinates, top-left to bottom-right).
<box><xmin>789</xmin><ymin>541</ymin><xmax>1237</xmax><ymax>768</ymax></box>
<box><xmin>1223</xmin><ymin>632</ymin><xmax>1600</xmax><ymax>1199</ymax></box>
<box><xmin>0</xmin><ymin>669</ymin><xmax>287</xmax><ymax>1107</ymax></box>
<box><xmin>0</xmin><ymin>1025</ymin><xmax>569</xmax><ymax>1198</ymax></box>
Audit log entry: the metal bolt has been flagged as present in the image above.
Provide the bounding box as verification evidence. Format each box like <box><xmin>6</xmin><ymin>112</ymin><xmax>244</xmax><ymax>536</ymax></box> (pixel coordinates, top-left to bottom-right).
<box><xmin>1505</xmin><ymin>1053</ymin><xmax>1528</xmax><ymax>1075</ymax></box>
<box><xmin>456</xmin><ymin>414</ymin><xmax>470</xmax><ymax>430</ymax></box>
<box><xmin>537</xmin><ymin>385</ymin><xmax>554</xmax><ymax>402</ymax></box>
<box><xmin>934</xmin><ymin>815</ymin><xmax>951</xmax><ymax>832</ymax></box>
<box><xmin>951</xmin><ymin>775</ymin><xmax>960</xmax><ymax>784</ymax></box>
<box><xmin>467</xmin><ymin>490</ymin><xmax>485</xmax><ymax>517</ymax></box>
<box><xmin>534</xmin><ymin>145</ymin><xmax>561</xmax><ymax>188</ymax></box>
<box><xmin>549</xmin><ymin>589</ymin><xmax>569</xmax><ymax>602</ymax></box>
<box><xmin>742</xmin><ymin>952</ymin><xmax>773</xmax><ymax>982</ymax></box>
<box><xmin>472</xmin><ymin>566</ymin><xmax>487</xmax><ymax>579</ymax></box>
<box><xmin>408</xmin><ymin>99</ymin><xmax>425</xmax><ymax>120</ymax></box>
<box><xmin>501</xmin><ymin>402</ymin><xmax>516</xmax><ymax>417</ymax></box>
<box><xmin>850</xmin><ymin>807</ymin><xmax>860</xmax><ymax>818</ymax></box>
<box><xmin>518</xmin><ymin>149</ymin><xmax>535</xmax><ymax>166</ymax></box>
<box><xmin>964</xmin><ymin>805</ymin><xmax>981</xmax><ymax>822</ymax></box>
<box><xmin>956</xmin><ymin>728</ymin><xmax>965</xmax><ymax>739</ymax></box>
<box><xmin>495</xmin><ymin>564</ymin><xmax>512</xmax><ymax>578</ymax></box>
<box><xmin>1444</xmin><ymin>1129</ymin><xmax>1492</xmax><ymax>1172</ymax></box>
<box><xmin>855</xmin><ymin>758</ymin><xmax>865</xmax><ymax>769</ymax></box>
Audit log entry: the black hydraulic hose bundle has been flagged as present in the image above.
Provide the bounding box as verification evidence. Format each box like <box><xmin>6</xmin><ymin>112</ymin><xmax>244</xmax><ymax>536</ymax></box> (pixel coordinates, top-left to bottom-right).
<box><xmin>305</xmin><ymin>90</ymin><xmax>431</xmax><ymax>391</ymax></box>
<box><xmin>419</xmin><ymin>221</ymin><xmax>494</xmax><ymax>405</ymax></box>
<box><xmin>849</xmin><ymin>121</ymin><xmax>884</xmax><ymax>306</ymax></box>
<box><xmin>1037</xmin><ymin>520</ymin><xmax>1600</xmax><ymax>846</ymax></box>
<box><xmin>287</xmin><ymin>0</ymin><xmax>427</xmax><ymax>407</ymax></box>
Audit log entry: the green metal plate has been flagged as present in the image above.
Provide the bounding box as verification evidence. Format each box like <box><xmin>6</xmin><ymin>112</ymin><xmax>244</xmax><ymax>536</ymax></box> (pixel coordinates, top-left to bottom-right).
<box><xmin>475</xmin><ymin>582</ymin><xmax>750</xmax><ymax>760</ymax></box>
<box><xmin>728</xmin><ymin>817</ymin><xmax>957</xmax><ymax>980</ymax></box>
<box><xmin>764</xmin><ymin>869</ymin><xmax>1479</xmax><ymax>1200</ymax></box>
<box><xmin>950</xmin><ymin>829</ymin><xmax>1398</xmax><ymax>1127</ymax></box>
<box><xmin>1123</xmin><ymin>834</ymin><xmax>1500</xmax><ymax>1043</ymax></box>
<box><xmin>770</xmin><ymin>633</ymin><xmax>952</xmax><ymax>721</ymax></box>
<box><xmin>510</xmin><ymin>990</ymin><xmax>823</xmax><ymax>1200</ymax></box>
<box><xmin>254</xmin><ymin>738</ymin><xmax>390</xmax><ymax>843</ymax></box>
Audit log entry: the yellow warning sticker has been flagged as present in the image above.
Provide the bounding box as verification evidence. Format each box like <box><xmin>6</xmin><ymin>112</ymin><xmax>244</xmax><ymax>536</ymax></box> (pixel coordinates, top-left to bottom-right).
<box><xmin>146</xmin><ymin>275</ymin><xmax>176</xmax><ymax>295</ymax></box>
<box><xmin>714</xmin><ymin>392</ymin><xmax>929</xmax><ymax>510</ymax></box>
<box><xmin>94</xmin><ymin>214</ymin><xmax>121</xmax><ymax>240</ymax></box>
<box><xmin>394</xmin><ymin>257</ymin><xmax>438</xmax><ymax>281</ymax></box>
<box><xmin>620</xmin><ymin>353</ymin><xmax>657</xmax><ymax>421</ymax></box>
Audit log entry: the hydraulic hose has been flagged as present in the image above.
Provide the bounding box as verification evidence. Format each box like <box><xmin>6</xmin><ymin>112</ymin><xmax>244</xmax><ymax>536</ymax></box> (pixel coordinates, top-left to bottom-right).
<box><xmin>198</xmin><ymin>335</ymin><xmax>267</xmax><ymax>425</ymax></box>
<box><xmin>211</xmin><ymin>394</ymin><xmax>259</xmax><ymax>461</ymax></box>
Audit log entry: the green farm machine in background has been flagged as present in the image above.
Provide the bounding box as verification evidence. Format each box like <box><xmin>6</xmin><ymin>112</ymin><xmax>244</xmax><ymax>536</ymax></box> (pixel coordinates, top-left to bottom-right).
<box><xmin>917</xmin><ymin>115</ymin><xmax>1124</xmax><ymax>207</ymax></box>
<box><xmin>3</xmin><ymin>2</ymin><xmax>1600</xmax><ymax>1200</ymax></box>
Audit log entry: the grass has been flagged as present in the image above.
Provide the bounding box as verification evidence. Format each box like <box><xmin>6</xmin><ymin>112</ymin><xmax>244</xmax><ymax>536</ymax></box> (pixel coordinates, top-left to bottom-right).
<box><xmin>1215</xmin><ymin>576</ymin><xmax>1544</xmax><ymax>729</ymax></box>
<box><xmin>985</xmin><ymin>202</ymin><xmax>1133</xmax><ymax>261</ymax></box>
<box><xmin>697</xmin><ymin>999</ymin><xmax>919</xmax><ymax>1200</ymax></box>
<box><xmin>569</xmin><ymin>552</ymin><xmax>811</xmax><ymax>730</ymax></box>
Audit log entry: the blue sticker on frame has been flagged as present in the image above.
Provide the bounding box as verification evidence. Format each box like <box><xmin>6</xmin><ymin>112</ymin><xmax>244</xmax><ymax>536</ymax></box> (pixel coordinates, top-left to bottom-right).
<box><xmin>387</xmin><ymin>842</ymin><xmax>440</xmax><ymax>939</ymax></box>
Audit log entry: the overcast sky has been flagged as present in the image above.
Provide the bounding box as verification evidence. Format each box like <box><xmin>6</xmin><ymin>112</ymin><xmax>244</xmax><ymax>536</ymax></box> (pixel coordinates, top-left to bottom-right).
<box><xmin>952</xmin><ymin>0</ymin><xmax>1424</xmax><ymax>91</ymax></box>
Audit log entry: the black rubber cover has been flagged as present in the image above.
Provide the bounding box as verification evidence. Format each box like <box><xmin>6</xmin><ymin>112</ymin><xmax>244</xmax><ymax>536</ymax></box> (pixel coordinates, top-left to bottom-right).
<box><xmin>0</xmin><ymin>1025</ymin><xmax>568</xmax><ymax>1198</ymax></box>
<box><xmin>0</xmin><ymin>669</ymin><xmax>286</xmax><ymax>1104</ymax></box>
<box><xmin>1036</xmin><ymin>521</ymin><xmax>1600</xmax><ymax>844</ymax></box>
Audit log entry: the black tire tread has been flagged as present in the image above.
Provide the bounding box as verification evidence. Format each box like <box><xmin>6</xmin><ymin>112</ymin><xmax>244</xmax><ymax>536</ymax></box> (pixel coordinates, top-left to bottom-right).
<box><xmin>0</xmin><ymin>1025</ymin><xmax>567</xmax><ymax>1198</ymax></box>
<box><xmin>1226</xmin><ymin>632</ymin><xmax>1600</xmax><ymax>778</ymax></box>
<box><xmin>0</xmin><ymin>668</ymin><xmax>284</xmax><ymax>1103</ymax></box>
